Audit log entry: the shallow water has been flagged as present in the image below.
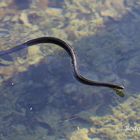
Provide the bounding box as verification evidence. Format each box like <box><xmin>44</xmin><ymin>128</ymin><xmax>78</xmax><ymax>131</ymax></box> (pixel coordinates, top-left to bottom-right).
<box><xmin>0</xmin><ymin>0</ymin><xmax>140</xmax><ymax>140</ymax></box>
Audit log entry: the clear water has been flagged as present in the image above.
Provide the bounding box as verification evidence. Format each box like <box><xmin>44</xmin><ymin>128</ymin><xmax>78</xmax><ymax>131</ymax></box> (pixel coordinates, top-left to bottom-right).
<box><xmin>0</xmin><ymin>0</ymin><xmax>140</xmax><ymax>140</ymax></box>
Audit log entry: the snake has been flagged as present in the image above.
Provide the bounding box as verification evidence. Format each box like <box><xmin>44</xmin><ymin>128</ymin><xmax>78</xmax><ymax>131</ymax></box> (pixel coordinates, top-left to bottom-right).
<box><xmin>0</xmin><ymin>37</ymin><xmax>124</xmax><ymax>97</ymax></box>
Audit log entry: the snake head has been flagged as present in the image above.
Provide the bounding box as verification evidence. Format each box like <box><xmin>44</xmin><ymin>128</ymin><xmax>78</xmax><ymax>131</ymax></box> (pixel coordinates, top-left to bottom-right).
<box><xmin>113</xmin><ymin>88</ymin><xmax>125</xmax><ymax>97</ymax></box>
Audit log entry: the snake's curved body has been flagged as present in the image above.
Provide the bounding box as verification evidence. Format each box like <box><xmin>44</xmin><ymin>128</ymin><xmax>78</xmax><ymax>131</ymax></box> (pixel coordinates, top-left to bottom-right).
<box><xmin>0</xmin><ymin>37</ymin><xmax>124</xmax><ymax>96</ymax></box>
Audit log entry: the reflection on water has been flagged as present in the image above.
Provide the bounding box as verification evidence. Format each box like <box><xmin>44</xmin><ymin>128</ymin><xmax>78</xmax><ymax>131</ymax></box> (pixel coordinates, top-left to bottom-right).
<box><xmin>0</xmin><ymin>0</ymin><xmax>140</xmax><ymax>140</ymax></box>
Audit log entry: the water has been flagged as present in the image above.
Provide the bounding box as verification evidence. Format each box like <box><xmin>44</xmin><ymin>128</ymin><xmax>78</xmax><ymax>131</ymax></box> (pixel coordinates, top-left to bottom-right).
<box><xmin>0</xmin><ymin>0</ymin><xmax>140</xmax><ymax>140</ymax></box>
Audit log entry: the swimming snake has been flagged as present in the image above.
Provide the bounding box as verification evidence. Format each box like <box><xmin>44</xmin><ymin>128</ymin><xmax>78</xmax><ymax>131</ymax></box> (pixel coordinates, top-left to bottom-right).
<box><xmin>0</xmin><ymin>37</ymin><xmax>124</xmax><ymax>97</ymax></box>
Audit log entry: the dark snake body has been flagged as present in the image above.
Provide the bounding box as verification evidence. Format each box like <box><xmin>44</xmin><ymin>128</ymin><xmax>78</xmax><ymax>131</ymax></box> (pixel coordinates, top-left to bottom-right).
<box><xmin>0</xmin><ymin>37</ymin><xmax>124</xmax><ymax>96</ymax></box>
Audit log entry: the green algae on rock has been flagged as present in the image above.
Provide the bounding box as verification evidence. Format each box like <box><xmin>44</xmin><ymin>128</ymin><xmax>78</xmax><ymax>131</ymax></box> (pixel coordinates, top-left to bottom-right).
<box><xmin>70</xmin><ymin>95</ymin><xmax>140</xmax><ymax>140</ymax></box>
